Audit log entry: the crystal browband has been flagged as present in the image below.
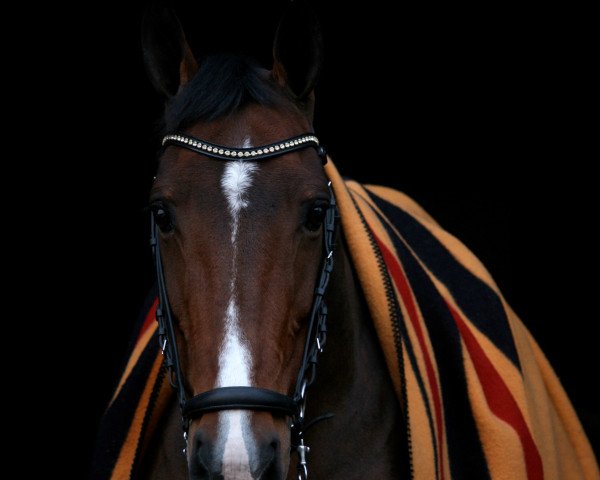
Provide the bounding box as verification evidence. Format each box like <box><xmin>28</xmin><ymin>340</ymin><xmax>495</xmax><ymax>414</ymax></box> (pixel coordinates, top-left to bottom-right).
<box><xmin>162</xmin><ymin>132</ymin><xmax>325</xmax><ymax>162</ymax></box>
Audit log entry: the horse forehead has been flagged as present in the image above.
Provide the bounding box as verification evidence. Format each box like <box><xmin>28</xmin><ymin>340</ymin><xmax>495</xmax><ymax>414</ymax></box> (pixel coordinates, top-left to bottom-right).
<box><xmin>185</xmin><ymin>104</ymin><xmax>310</xmax><ymax>145</ymax></box>
<box><xmin>155</xmin><ymin>106</ymin><xmax>325</xmax><ymax>215</ymax></box>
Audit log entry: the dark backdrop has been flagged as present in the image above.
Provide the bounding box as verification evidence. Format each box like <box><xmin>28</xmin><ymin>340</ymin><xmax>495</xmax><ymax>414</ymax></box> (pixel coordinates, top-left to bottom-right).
<box><xmin>54</xmin><ymin>1</ymin><xmax>596</xmax><ymax>475</ymax></box>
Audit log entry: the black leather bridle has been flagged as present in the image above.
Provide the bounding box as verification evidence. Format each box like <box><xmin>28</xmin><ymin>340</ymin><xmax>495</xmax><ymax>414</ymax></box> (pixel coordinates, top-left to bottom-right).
<box><xmin>150</xmin><ymin>131</ymin><xmax>338</xmax><ymax>480</ymax></box>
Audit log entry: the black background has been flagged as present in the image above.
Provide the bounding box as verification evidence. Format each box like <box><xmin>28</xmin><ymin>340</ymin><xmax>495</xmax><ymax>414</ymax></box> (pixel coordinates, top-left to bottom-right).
<box><xmin>42</xmin><ymin>0</ymin><xmax>597</xmax><ymax>475</ymax></box>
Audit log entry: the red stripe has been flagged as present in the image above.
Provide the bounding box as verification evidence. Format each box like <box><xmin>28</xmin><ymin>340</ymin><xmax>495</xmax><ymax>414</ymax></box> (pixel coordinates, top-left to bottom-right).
<box><xmin>372</xmin><ymin>231</ymin><xmax>446</xmax><ymax>480</ymax></box>
<box><xmin>137</xmin><ymin>298</ymin><xmax>158</xmax><ymax>344</ymax></box>
<box><xmin>447</xmin><ymin>302</ymin><xmax>543</xmax><ymax>480</ymax></box>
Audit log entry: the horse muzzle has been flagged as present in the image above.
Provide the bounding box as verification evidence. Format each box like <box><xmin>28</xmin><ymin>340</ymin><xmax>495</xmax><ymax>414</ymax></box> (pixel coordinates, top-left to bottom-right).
<box><xmin>189</xmin><ymin>409</ymin><xmax>290</xmax><ymax>480</ymax></box>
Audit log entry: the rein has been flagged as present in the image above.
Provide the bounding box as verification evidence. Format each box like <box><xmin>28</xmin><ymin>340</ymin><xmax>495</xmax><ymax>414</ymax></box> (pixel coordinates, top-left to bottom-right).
<box><xmin>150</xmin><ymin>132</ymin><xmax>338</xmax><ymax>480</ymax></box>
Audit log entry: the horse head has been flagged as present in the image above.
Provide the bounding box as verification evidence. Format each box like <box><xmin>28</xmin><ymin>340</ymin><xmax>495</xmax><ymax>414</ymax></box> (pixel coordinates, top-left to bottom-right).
<box><xmin>143</xmin><ymin>4</ymin><xmax>329</xmax><ymax>479</ymax></box>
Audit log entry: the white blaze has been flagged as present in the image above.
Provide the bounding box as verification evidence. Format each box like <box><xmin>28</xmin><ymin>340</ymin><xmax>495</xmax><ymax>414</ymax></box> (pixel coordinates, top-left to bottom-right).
<box><xmin>216</xmin><ymin>144</ymin><xmax>258</xmax><ymax>478</ymax></box>
<box><xmin>221</xmin><ymin>161</ymin><xmax>258</xmax><ymax>243</ymax></box>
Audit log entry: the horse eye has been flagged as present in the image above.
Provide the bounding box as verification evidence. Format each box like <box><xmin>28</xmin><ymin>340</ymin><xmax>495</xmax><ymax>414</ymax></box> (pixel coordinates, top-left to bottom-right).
<box><xmin>151</xmin><ymin>203</ymin><xmax>174</xmax><ymax>233</ymax></box>
<box><xmin>305</xmin><ymin>204</ymin><xmax>328</xmax><ymax>232</ymax></box>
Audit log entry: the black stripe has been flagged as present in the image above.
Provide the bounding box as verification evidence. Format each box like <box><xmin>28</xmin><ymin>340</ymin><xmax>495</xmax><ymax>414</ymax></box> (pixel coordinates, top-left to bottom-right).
<box><xmin>376</xmin><ymin>210</ymin><xmax>491</xmax><ymax>479</ymax></box>
<box><xmin>90</xmin><ymin>333</ymin><xmax>159</xmax><ymax>480</ymax></box>
<box><xmin>366</xmin><ymin>189</ymin><xmax>521</xmax><ymax>368</ymax></box>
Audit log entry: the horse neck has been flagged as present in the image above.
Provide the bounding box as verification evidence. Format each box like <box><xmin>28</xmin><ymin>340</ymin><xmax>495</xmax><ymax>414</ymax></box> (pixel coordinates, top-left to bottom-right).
<box><xmin>315</xmin><ymin>233</ymin><xmax>375</xmax><ymax>398</ymax></box>
<box><xmin>299</xmin><ymin>231</ymin><xmax>404</xmax><ymax>479</ymax></box>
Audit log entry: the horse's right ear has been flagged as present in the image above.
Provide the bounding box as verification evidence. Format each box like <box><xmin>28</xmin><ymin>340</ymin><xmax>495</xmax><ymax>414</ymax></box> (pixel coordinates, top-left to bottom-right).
<box><xmin>272</xmin><ymin>1</ymin><xmax>322</xmax><ymax>113</ymax></box>
<box><xmin>141</xmin><ymin>5</ymin><xmax>198</xmax><ymax>97</ymax></box>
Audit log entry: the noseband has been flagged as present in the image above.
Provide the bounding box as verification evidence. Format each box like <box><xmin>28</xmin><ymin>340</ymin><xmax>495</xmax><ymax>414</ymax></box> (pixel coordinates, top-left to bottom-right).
<box><xmin>150</xmin><ymin>131</ymin><xmax>338</xmax><ymax>480</ymax></box>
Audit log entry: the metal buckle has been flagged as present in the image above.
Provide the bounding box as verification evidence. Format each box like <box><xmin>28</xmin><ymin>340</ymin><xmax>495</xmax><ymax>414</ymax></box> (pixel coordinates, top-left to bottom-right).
<box><xmin>297</xmin><ymin>439</ymin><xmax>310</xmax><ymax>480</ymax></box>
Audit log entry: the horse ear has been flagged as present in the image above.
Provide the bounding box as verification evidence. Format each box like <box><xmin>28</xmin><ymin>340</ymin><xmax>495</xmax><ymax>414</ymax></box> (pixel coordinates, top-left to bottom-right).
<box><xmin>141</xmin><ymin>5</ymin><xmax>198</xmax><ymax>97</ymax></box>
<box><xmin>272</xmin><ymin>1</ymin><xmax>323</xmax><ymax>111</ymax></box>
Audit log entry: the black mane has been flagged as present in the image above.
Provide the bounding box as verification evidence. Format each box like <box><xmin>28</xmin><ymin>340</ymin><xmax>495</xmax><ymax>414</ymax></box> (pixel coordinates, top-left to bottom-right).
<box><xmin>164</xmin><ymin>54</ymin><xmax>292</xmax><ymax>133</ymax></box>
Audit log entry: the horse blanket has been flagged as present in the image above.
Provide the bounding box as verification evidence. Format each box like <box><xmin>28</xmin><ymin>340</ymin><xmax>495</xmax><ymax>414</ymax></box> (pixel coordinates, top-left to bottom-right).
<box><xmin>92</xmin><ymin>160</ymin><xmax>599</xmax><ymax>479</ymax></box>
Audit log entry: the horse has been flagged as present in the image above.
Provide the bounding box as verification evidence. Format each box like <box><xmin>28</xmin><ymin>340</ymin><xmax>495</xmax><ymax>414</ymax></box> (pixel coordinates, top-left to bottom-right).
<box><xmin>94</xmin><ymin>4</ymin><xmax>600</xmax><ymax>480</ymax></box>
<box><xmin>137</xmin><ymin>5</ymin><xmax>403</xmax><ymax>480</ymax></box>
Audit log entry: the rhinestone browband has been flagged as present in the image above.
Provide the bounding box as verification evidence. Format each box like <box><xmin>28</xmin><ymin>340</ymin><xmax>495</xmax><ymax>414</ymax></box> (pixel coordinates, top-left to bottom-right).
<box><xmin>162</xmin><ymin>132</ymin><xmax>324</xmax><ymax>162</ymax></box>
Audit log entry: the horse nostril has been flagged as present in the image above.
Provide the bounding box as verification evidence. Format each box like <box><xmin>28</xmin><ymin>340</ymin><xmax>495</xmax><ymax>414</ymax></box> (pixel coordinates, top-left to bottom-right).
<box><xmin>194</xmin><ymin>428</ymin><xmax>206</xmax><ymax>453</ymax></box>
<box><xmin>255</xmin><ymin>436</ymin><xmax>282</xmax><ymax>480</ymax></box>
<box><xmin>270</xmin><ymin>438</ymin><xmax>279</xmax><ymax>453</ymax></box>
<box><xmin>189</xmin><ymin>429</ymin><xmax>213</xmax><ymax>479</ymax></box>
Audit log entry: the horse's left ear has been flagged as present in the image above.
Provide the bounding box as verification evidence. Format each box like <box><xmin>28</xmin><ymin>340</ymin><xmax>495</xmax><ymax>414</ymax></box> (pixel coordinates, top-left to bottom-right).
<box><xmin>272</xmin><ymin>1</ymin><xmax>323</xmax><ymax>117</ymax></box>
<box><xmin>141</xmin><ymin>5</ymin><xmax>198</xmax><ymax>97</ymax></box>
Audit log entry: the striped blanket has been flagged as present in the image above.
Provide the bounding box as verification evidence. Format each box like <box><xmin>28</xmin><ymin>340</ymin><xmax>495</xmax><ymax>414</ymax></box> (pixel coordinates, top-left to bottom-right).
<box><xmin>93</xmin><ymin>160</ymin><xmax>599</xmax><ymax>479</ymax></box>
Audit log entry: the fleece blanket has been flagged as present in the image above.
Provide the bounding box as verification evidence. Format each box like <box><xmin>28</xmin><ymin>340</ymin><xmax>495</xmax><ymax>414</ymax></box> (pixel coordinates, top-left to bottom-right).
<box><xmin>93</xmin><ymin>160</ymin><xmax>599</xmax><ymax>479</ymax></box>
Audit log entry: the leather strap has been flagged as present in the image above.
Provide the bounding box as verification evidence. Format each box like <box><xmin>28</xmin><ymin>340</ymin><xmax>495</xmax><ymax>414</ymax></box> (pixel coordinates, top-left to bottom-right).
<box><xmin>151</xmin><ymin>131</ymin><xmax>338</xmax><ymax>480</ymax></box>
<box><xmin>183</xmin><ymin>387</ymin><xmax>298</xmax><ymax>418</ymax></box>
<box><xmin>162</xmin><ymin>132</ymin><xmax>327</xmax><ymax>164</ymax></box>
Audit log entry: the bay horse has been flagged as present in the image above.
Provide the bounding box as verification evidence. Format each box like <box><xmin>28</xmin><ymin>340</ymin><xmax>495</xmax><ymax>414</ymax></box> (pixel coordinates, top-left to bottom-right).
<box><xmin>139</xmin><ymin>5</ymin><xmax>403</xmax><ymax>480</ymax></box>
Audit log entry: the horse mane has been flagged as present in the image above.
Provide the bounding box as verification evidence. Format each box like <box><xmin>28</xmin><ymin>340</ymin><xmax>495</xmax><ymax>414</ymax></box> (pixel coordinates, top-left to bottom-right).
<box><xmin>163</xmin><ymin>54</ymin><xmax>294</xmax><ymax>133</ymax></box>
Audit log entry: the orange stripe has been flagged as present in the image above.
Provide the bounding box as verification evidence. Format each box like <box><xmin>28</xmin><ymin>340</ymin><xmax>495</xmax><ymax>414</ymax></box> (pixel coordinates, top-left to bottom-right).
<box><xmin>372</xmin><ymin>230</ymin><xmax>446</xmax><ymax>480</ymax></box>
<box><xmin>111</xmin><ymin>352</ymin><xmax>164</xmax><ymax>480</ymax></box>
<box><xmin>137</xmin><ymin>298</ymin><xmax>158</xmax><ymax>342</ymax></box>
<box><xmin>110</xmin><ymin>322</ymin><xmax>158</xmax><ymax>405</ymax></box>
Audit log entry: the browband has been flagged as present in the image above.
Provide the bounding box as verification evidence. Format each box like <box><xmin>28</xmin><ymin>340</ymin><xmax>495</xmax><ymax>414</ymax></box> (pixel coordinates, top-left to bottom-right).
<box><xmin>162</xmin><ymin>132</ymin><xmax>326</xmax><ymax>163</ymax></box>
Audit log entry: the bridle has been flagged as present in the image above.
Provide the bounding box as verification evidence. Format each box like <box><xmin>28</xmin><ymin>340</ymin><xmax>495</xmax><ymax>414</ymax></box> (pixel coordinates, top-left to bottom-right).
<box><xmin>150</xmin><ymin>131</ymin><xmax>338</xmax><ymax>480</ymax></box>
